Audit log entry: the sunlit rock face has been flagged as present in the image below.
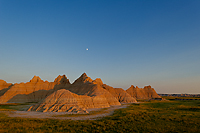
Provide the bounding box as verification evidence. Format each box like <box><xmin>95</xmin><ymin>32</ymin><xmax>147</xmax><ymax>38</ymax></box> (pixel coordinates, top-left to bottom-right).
<box><xmin>72</xmin><ymin>73</ymin><xmax>93</xmax><ymax>84</ymax></box>
<box><xmin>0</xmin><ymin>75</ymin><xmax>70</xmax><ymax>103</ymax></box>
<box><xmin>0</xmin><ymin>80</ymin><xmax>13</xmax><ymax>96</ymax></box>
<box><xmin>0</xmin><ymin>80</ymin><xmax>13</xmax><ymax>90</ymax></box>
<box><xmin>126</xmin><ymin>85</ymin><xmax>161</xmax><ymax>100</ymax></box>
<box><xmin>67</xmin><ymin>73</ymin><xmax>121</xmax><ymax>106</ymax></box>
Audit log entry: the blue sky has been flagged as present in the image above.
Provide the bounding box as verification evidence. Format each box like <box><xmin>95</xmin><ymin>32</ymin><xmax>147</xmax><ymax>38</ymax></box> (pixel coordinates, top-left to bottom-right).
<box><xmin>0</xmin><ymin>0</ymin><xmax>200</xmax><ymax>93</ymax></box>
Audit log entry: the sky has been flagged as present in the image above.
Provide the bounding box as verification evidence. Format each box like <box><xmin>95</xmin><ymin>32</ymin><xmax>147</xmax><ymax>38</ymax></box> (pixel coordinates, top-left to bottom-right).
<box><xmin>0</xmin><ymin>0</ymin><xmax>200</xmax><ymax>94</ymax></box>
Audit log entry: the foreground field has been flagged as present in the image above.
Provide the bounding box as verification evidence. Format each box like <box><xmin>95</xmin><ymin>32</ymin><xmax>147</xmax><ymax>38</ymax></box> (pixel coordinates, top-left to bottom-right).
<box><xmin>0</xmin><ymin>100</ymin><xmax>200</xmax><ymax>132</ymax></box>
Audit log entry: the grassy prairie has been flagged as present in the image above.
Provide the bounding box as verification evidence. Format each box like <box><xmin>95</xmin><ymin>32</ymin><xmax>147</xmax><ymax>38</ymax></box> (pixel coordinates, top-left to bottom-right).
<box><xmin>162</xmin><ymin>96</ymin><xmax>200</xmax><ymax>100</ymax></box>
<box><xmin>0</xmin><ymin>100</ymin><xmax>200</xmax><ymax>132</ymax></box>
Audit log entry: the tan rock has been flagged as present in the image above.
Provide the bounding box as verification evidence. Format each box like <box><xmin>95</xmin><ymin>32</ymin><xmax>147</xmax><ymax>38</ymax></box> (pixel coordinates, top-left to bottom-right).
<box><xmin>0</xmin><ymin>73</ymin><xmax>162</xmax><ymax>113</ymax></box>
<box><xmin>27</xmin><ymin>89</ymin><xmax>110</xmax><ymax>113</ymax></box>
<box><xmin>68</xmin><ymin>73</ymin><xmax>121</xmax><ymax>106</ymax></box>
<box><xmin>126</xmin><ymin>85</ymin><xmax>161</xmax><ymax>100</ymax></box>
<box><xmin>102</xmin><ymin>84</ymin><xmax>137</xmax><ymax>103</ymax></box>
<box><xmin>0</xmin><ymin>79</ymin><xmax>13</xmax><ymax>96</ymax></box>
<box><xmin>92</xmin><ymin>78</ymin><xmax>103</xmax><ymax>85</ymax></box>
<box><xmin>0</xmin><ymin>75</ymin><xmax>70</xmax><ymax>103</ymax></box>
<box><xmin>72</xmin><ymin>73</ymin><xmax>93</xmax><ymax>84</ymax></box>
<box><xmin>54</xmin><ymin>75</ymin><xmax>70</xmax><ymax>84</ymax></box>
<box><xmin>29</xmin><ymin>76</ymin><xmax>42</xmax><ymax>83</ymax></box>
<box><xmin>143</xmin><ymin>85</ymin><xmax>161</xmax><ymax>99</ymax></box>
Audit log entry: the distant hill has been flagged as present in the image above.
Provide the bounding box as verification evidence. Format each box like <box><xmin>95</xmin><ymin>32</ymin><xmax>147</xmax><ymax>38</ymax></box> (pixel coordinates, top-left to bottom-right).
<box><xmin>159</xmin><ymin>94</ymin><xmax>200</xmax><ymax>97</ymax></box>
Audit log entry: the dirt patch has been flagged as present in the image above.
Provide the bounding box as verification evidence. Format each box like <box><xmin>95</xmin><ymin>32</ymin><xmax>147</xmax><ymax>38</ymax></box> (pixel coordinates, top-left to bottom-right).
<box><xmin>2</xmin><ymin>104</ymin><xmax>130</xmax><ymax>120</ymax></box>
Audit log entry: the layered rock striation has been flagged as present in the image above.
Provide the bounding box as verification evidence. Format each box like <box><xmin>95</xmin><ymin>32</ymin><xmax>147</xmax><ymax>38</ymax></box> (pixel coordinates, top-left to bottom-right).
<box><xmin>28</xmin><ymin>89</ymin><xmax>90</xmax><ymax>113</ymax></box>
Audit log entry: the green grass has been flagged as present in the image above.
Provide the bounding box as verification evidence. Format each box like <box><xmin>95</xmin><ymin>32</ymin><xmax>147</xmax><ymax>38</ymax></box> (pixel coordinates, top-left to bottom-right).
<box><xmin>0</xmin><ymin>103</ymin><xmax>34</xmax><ymax>111</ymax></box>
<box><xmin>0</xmin><ymin>100</ymin><xmax>200</xmax><ymax>132</ymax></box>
<box><xmin>162</xmin><ymin>96</ymin><xmax>200</xmax><ymax>100</ymax></box>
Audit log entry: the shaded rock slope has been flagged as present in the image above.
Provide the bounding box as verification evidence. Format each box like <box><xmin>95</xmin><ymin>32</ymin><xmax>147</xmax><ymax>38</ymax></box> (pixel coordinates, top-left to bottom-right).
<box><xmin>102</xmin><ymin>84</ymin><xmax>137</xmax><ymax>103</ymax></box>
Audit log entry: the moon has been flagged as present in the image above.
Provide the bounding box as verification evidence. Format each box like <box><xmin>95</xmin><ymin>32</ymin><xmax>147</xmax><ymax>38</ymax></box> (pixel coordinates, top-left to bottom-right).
<box><xmin>86</xmin><ymin>48</ymin><xmax>88</xmax><ymax>51</ymax></box>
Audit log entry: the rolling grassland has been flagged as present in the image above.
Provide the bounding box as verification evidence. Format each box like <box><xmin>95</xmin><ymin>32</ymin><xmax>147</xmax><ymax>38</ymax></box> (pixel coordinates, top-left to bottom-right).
<box><xmin>0</xmin><ymin>100</ymin><xmax>200</xmax><ymax>132</ymax></box>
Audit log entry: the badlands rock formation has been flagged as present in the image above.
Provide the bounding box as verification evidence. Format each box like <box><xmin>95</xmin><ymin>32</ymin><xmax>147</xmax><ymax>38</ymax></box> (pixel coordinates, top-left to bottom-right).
<box><xmin>126</xmin><ymin>85</ymin><xmax>161</xmax><ymax>100</ymax></box>
<box><xmin>28</xmin><ymin>89</ymin><xmax>89</xmax><ymax>113</ymax></box>
<box><xmin>0</xmin><ymin>80</ymin><xmax>13</xmax><ymax>96</ymax></box>
<box><xmin>0</xmin><ymin>75</ymin><xmax>70</xmax><ymax>103</ymax></box>
<box><xmin>28</xmin><ymin>73</ymin><xmax>123</xmax><ymax>112</ymax></box>
<box><xmin>0</xmin><ymin>73</ymin><xmax>161</xmax><ymax>113</ymax></box>
<box><xmin>102</xmin><ymin>84</ymin><xmax>137</xmax><ymax>103</ymax></box>
<box><xmin>67</xmin><ymin>73</ymin><xmax>121</xmax><ymax>106</ymax></box>
<box><xmin>0</xmin><ymin>79</ymin><xmax>12</xmax><ymax>90</ymax></box>
<box><xmin>91</xmin><ymin>78</ymin><xmax>137</xmax><ymax>103</ymax></box>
